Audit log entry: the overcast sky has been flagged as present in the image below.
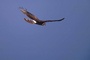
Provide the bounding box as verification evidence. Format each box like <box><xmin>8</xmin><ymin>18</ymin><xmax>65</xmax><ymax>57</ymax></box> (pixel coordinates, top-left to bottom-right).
<box><xmin>0</xmin><ymin>0</ymin><xmax>90</xmax><ymax>60</ymax></box>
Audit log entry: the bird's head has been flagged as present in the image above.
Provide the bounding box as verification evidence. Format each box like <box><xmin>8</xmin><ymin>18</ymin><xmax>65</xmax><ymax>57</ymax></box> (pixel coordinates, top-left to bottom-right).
<box><xmin>42</xmin><ymin>22</ymin><xmax>46</xmax><ymax>26</ymax></box>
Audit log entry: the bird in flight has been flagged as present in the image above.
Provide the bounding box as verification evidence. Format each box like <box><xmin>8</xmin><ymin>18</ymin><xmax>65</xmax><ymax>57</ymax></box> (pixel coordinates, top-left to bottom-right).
<box><xmin>19</xmin><ymin>7</ymin><xmax>64</xmax><ymax>26</ymax></box>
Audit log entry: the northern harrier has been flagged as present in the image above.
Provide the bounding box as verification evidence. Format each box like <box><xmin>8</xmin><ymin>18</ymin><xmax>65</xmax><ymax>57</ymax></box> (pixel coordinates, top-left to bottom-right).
<box><xmin>19</xmin><ymin>7</ymin><xmax>64</xmax><ymax>26</ymax></box>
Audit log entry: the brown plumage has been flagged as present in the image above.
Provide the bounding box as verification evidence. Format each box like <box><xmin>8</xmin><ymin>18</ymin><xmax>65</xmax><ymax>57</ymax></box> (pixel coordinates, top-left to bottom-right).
<box><xmin>19</xmin><ymin>7</ymin><xmax>64</xmax><ymax>26</ymax></box>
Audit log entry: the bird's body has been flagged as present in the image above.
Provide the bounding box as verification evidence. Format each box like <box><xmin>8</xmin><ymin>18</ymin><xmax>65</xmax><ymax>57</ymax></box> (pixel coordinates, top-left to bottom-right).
<box><xmin>19</xmin><ymin>7</ymin><xmax>64</xmax><ymax>26</ymax></box>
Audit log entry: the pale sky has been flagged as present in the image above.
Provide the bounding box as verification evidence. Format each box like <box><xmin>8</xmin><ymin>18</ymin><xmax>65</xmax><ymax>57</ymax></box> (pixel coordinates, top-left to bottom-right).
<box><xmin>0</xmin><ymin>0</ymin><xmax>90</xmax><ymax>60</ymax></box>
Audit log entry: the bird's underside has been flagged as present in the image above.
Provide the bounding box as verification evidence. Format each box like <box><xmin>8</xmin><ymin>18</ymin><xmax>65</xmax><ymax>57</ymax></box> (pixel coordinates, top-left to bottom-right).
<box><xmin>19</xmin><ymin>7</ymin><xmax>65</xmax><ymax>26</ymax></box>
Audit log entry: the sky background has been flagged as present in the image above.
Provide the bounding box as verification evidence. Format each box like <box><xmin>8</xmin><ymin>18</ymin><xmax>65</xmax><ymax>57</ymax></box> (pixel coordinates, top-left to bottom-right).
<box><xmin>0</xmin><ymin>0</ymin><xmax>90</xmax><ymax>60</ymax></box>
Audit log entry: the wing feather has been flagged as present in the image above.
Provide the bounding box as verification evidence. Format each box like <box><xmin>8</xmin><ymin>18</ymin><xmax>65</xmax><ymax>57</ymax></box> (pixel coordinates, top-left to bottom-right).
<box><xmin>43</xmin><ymin>18</ymin><xmax>65</xmax><ymax>22</ymax></box>
<box><xmin>19</xmin><ymin>7</ymin><xmax>40</xmax><ymax>21</ymax></box>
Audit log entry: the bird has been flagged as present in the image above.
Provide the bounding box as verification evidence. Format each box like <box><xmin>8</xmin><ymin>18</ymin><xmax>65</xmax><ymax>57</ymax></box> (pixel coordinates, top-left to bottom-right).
<box><xmin>19</xmin><ymin>7</ymin><xmax>64</xmax><ymax>26</ymax></box>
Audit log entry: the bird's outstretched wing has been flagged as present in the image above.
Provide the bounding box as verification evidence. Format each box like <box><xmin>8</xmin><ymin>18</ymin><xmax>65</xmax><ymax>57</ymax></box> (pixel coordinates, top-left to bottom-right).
<box><xmin>43</xmin><ymin>18</ymin><xmax>65</xmax><ymax>22</ymax></box>
<box><xmin>19</xmin><ymin>7</ymin><xmax>40</xmax><ymax>21</ymax></box>
<box><xmin>24</xmin><ymin>18</ymin><xmax>34</xmax><ymax>24</ymax></box>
